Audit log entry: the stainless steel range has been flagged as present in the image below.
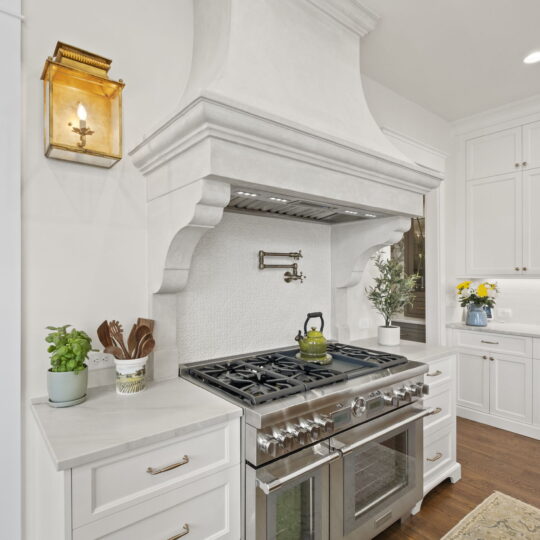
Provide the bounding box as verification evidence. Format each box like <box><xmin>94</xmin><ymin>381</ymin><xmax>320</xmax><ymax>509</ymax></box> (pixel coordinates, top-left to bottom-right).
<box><xmin>182</xmin><ymin>342</ymin><xmax>434</xmax><ymax>540</ymax></box>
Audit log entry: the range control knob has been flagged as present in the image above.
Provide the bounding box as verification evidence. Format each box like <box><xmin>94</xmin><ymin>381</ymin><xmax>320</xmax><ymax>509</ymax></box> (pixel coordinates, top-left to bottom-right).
<box><xmin>351</xmin><ymin>397</ymin><xmax>367</xmax><ymax>416</ymax></box>
<box><xmin>274</xmin><ymin>429</ymin><xmax>294</xmax><ymax>449</ymax></box>
<box><xmin>301</xmin><ymin>419</ymin><xmax>321</xmax><ymax>440</ymax></box>
<box><xmin>314</xmin><ymin>415</ymin><xmax>334</xmax><ymax>433</ymax></box>
<box><xmin>383</xmin><ymin>393</ymin><xmax>399</xmax><ymax>407</ymax></box>
<box><xmin>407</xmin><ymin>383</ymin><xmax>426</xmax><ymax>397</ymax></box>
<box><xmin>258</xmin><ymin>434</ymin><xmax>279</xmax><ymax>456</ymax></box>
<box><xmin>394</xmin><ymin>388</ymin><xmax>412</xmax><ymax>402</ymax></box>
<box><xmin>288</xmin><ymin>424</ymin><xmax>309</xmax><ymax>445</ymax></box>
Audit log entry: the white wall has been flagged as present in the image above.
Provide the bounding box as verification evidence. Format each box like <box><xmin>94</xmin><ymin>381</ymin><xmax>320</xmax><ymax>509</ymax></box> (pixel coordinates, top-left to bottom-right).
<box><xmin>177</xmin><ymin>212</ymin><xmax>332</xmax><ymax>361</ymax></box>
<box><xmin>1</xmin><ymin>1</ymin><xmax>21</xmax><ymax>538</ymax></box>
<box><xmin>21</xmin><ymin>1</ymin><xmax>194</xmax><ymax>537</ymax></box>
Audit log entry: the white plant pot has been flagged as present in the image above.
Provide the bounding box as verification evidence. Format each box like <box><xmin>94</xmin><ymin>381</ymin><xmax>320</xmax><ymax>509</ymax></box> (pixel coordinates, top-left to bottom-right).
<box><xmin>114</xmin><ymin>356</ymin><xmax>148</xmax><ymax>395</ymax></box>
<box><xmin>377</xmin><ymin>326</ymin><xmax>400</xmax><ymax>346</ymax></box>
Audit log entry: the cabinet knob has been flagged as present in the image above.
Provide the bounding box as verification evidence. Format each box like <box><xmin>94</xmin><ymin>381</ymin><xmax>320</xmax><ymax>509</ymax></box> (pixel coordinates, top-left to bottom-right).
<box><xmin>515</xmin><ymin>162</ymin><xmax>520</xmax><ymax>168</ymax></box>
<box><xmin>489</xmin><ymin>357</ymin><xmax>494</xmax><ymax>361</ymax></box>
<box><xmin>523</xmin><ymin>161</ymin><xmax>528</xmax><ymax>167</ymax></box>
<box><xmin>523</xmin><ymin>267</ymin><xmax>528</xmax><ymax>271</ymax></box>
<box><xmin>482</xmin><ymin>355</ymin><xmax>488</xmax><ymax>360</ymax></box>
<box><xmin>515</xmin><ymin>267</ymin><xmax>520</xmax><ymax>271</ymax></box>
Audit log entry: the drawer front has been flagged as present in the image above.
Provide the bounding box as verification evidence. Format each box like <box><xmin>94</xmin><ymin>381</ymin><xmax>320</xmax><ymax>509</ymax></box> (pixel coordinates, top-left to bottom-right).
<box><xmin>423</xmin><ymin>426</ymin><xmax>453</xmax><ymax>478</ymax></box>
<box><xmin>73</xmin><ymin>419</ymin><xmax>240</xmax><ymax>528</ymax></box>
<box><xmin>456</xmin><ymin>330</ymin><xmax>531</xmax><ymax>357</ymax></box>
<box><xmin>423</xmin><ymin>382</ymin><xmax>453</xmax><ymax>435</ymax></box>
<box><xmin>424</xmin><ymin>356</ymin><xmax>452</xmax><ymax>386</ymax></box>
<box><xmin>73</xmin><ymin>466</ymin><xmax>240</xmax><ymax>540</ymax></box>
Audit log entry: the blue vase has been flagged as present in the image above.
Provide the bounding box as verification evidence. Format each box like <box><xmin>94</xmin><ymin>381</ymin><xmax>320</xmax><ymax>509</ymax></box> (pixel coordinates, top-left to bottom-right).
<box><xmin>466</xmin><ymin>303</ymin><xmax>488</xmax><ymax>327</ymax></box>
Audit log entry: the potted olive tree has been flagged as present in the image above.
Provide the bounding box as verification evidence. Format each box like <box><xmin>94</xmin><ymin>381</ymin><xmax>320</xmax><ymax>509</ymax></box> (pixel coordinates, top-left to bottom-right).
<box><xmin>46</xmin><ymin>325</ymin><xmax>93</xmax><ymax>407</ymax></box>
<box><xmin>366</xmin><ymin>254</ymin><xmax>419</xmax><ymax>346</ymax></box>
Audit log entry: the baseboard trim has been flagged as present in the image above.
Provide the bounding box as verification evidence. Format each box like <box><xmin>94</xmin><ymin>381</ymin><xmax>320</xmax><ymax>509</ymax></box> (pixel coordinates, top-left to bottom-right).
<box><xmin>457</xmin><ymin>407</ymin><xmax>540</xmax><ymax>440</ymax></box>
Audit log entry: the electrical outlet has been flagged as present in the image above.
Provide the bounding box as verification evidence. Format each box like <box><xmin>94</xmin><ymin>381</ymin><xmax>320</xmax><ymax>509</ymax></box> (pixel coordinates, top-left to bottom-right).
<box><xmin>87</xmin><ymin>351</ymin><xmax>115</xmax><ymax>370</ymax></box>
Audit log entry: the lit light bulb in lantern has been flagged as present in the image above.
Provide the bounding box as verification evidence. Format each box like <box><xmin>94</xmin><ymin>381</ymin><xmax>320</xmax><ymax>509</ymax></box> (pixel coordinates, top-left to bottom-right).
<box><xmin>77</xmin><ymin>103</ymin><xmax>87</xmax><ymax>129</ymax></box>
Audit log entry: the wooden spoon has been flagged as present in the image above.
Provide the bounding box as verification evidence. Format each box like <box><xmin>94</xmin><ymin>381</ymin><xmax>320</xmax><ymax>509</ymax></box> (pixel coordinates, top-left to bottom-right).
<box><xmin>139</xmin><ymin>337</ymin><xmax>155</xmax><ymax>358</ymax></box>
<box><xmin>127</xmin><ymin>324</ymin><xmax>137</xmax><ymax>358</ymax></box>
<box><xmin>135</xmin><ymin>332</ymin><xmax>152</xmax><ymax>358</ymax></box>
<box><xmin>97</xmin><ymin>320</ymin><xmax>114</xmax><ymax>348</ymax></box>
<box><xmin>104</xmin><ymin>345</ymin><xmax>123</xmax><ymax>359</ymax></box>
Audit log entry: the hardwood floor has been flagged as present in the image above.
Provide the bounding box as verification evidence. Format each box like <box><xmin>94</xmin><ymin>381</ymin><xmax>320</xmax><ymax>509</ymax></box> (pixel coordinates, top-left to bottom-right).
<box><xmin>375</xmin><ymin>417</ymin><xmax>540</xmax><ymax>540</ymax></box>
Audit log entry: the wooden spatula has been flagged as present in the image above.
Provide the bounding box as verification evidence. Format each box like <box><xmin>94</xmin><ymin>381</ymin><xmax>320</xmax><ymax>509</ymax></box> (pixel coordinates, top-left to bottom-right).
<box><xmin>108</xmin><ymin>320</ymin><xmax>130</xmax><ymax>359</ymax></box>
<box><xmin>137</xmin><ymin>317</ymin><xmax>155</xmax><ymax>332</ymax></box>
<box><xmin>127</xmin><ymin>324</ymin><xmax>137</xmax><ymax>358</ymax></box>
<box><xmin>97</xmin><ymin>320</ymin><xmax>114</xmax><ymax>348</ymax></box>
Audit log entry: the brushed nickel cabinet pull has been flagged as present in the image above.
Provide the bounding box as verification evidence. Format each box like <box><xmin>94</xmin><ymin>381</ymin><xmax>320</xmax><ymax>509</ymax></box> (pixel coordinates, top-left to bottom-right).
<box><xmin>431</xmin><ymin>407</ymin><xmax>442</xmax><ymax>415</ymax></box>
<box><xmin>427</xmin><ymin>370</ymin><xmax>442</xmax><ymax>377</ymax></box>
<box><xmin>427</xmin><ymin>452</ymin><xmax>443</xmax><ymax>462</ymax></box>
<box><xmin>515</xmin><ymin>267</ymin><xmax>520</xmax><ymax>271</ymax></box>
<box><xmin>490</xmin><ymin>357</ymin><xmax>494</xmax><ymax>361</ymax></box>
<box><xmin>515</xmin><ymin>162</ymin><xmax>520</xmax><ymax>168</ymax></box>
<box><xmin>147</xmin><ymin>455</ymin><xmax>189</xmax><ymax>475</ymax></box>
<box><xmin>168</xmin><ymin>524</ymin><xmax>190</xmax><ymax>539</ymax></box>
<box><xmin>523</xmin><ymin>267</ymin><xmax>528</xmax><ymax>271</ymax></box>
<box><xmin>482</xmin><ymin>355</ymin><xmax>488</xmax><ymax>360</ymax></box>
<box><xmin>523</xmin><ymin>161</ymin><xmax>528</xmax><ymax>166</ymax></box>
<box><xmin>480</xmin><ymin>340</ymin><xmax>499</xmax><ymax>345</ymax></box>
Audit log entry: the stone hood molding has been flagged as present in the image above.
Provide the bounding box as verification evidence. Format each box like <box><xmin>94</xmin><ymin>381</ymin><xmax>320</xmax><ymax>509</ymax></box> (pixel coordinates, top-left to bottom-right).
<box><xmin>129</xmin><ymin>0</ymin><xmax>443</xmax><ymax>379</ymax></box>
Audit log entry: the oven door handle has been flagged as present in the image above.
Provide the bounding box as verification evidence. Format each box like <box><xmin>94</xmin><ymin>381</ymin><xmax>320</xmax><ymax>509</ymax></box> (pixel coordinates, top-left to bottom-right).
<box><xmin>339</xmin><ymin>407</ymin><xmax>435</xmax><ymax>456</ymax></box>
<box><xmin>256</xmin><ymin>451</ymin><xmax>341</xmax><ymax>495</ymax></box>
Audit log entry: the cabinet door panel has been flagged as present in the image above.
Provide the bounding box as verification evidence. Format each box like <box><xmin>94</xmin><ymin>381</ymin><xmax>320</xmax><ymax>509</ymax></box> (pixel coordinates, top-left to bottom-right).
<box><xmin>522</xmin><ymin>121</ymin><xmax>540</xmax><ymax>170</ymax></box>
<box><xmin>466</xmin><ymin>175</ymin><xmax>522</xmax><ymax>275</ymax></box>
<box><xmin>457</xmin><ymin>352</ymin><xmax>489</xmax><ymax>412</ymax></box>
<box><xmin>490</xmin><ymin>353</ymin><xmax>532</xmax><ymax>423</ymax></box>
<box><xmin>522</xmin><ymin>170</ymin><xmax>540</xmax><ymax>275</ymax></box>
<box><xmin>466</xmin><ymin>128</ymin><xmax>521</xmax><ymax>179</ymax></box>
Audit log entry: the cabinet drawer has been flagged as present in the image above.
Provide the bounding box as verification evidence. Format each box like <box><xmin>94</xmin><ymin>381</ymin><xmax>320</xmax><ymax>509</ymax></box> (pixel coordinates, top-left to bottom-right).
<box><xmin>73</xmin><ymin>419</ymin><xmax>240</xmax><ymax>528</ymax></box>
<box><xmin>73</xmin><ymin>466</ymin><xmax>240</xmax><ymax>540</ymax></box>
<box><xmin>423</xmin><ymin>382</ymin><xmax>453</xmax><ymax>435</ymax></box>
<box><xmin>423</xmin><ymin>426</ymin><xmax>453</xmax><ymax>478</ymax></box>
<box><xmin>456</xmin><ymin>330</ymin><xmax>531</xmax><ymax>357</ymax></box>
<box><xmin>424</xmin><ymin>356</ymin><xmax>452</xmax><ymax>386</ymax></box>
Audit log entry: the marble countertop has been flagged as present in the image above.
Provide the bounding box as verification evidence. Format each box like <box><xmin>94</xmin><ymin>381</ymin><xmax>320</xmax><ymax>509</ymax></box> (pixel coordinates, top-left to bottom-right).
<box><xmin>32</xmin><ymin>378</ymin><xmax>242</xmax><ymax>471</ymax></box>
<box><xmin>348</xmin><ymin>337</ymin><xmax>455</xmax><ymax>363</ymax></box>
<box><xmin>447</xmin><ymin>322</ymin><xmax>540</xmax><ymax>338</ymax></box>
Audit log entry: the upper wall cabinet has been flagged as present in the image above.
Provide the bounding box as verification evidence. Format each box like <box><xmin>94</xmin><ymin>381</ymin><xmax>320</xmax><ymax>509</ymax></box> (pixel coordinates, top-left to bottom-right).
<box><xmin>466</xmin><ymin>127</ymin><xmax>521</xmax><ymax>179</ymax></box>
<box><xmin>465</xmin><ymin>120</ymin><xmax>540</xmax><ymax>277</ymax></box>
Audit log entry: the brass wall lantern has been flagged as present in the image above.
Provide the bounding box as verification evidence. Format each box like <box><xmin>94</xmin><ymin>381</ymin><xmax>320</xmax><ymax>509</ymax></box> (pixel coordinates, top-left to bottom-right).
<box><xmin>41</xmin><ymin>42</ymin><xmax>125</xmax><ymax>168</ymax></box>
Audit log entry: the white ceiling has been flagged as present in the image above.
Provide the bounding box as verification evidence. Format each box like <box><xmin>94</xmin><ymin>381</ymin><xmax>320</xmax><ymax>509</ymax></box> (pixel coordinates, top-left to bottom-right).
<box><xmin>359</xmin><ymin>0</ymin><xmax>540</xmax><ymax>121</ymax></box>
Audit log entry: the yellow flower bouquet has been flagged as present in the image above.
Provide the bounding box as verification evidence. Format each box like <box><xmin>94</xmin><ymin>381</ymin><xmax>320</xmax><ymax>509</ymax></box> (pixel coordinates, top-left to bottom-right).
<box><xmin>456</xmin><ymin>280</ymin><xmax>498</xmax><ymax>308</ymax></box>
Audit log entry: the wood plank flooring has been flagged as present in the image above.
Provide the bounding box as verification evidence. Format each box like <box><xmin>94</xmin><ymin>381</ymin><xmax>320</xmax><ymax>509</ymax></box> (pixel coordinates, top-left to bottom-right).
<box><xmin>375</xmin><ymin>417</ymin><xmax>540</xmax><ymax>540</ymax></box>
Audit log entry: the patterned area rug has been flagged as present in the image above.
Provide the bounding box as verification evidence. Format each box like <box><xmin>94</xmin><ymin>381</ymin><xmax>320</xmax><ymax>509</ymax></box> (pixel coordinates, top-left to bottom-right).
<box><xmin>442</xmin><ymin>491</ymin><xmax>540</xmax><ymax>539</ymax></box>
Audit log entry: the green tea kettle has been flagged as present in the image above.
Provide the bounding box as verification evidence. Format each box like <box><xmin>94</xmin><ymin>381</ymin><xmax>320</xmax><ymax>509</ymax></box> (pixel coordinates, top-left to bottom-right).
<box><xmin>295</xmin><ymin>312</ymin><xmax>331</xmax><ymax>364</ymax></box>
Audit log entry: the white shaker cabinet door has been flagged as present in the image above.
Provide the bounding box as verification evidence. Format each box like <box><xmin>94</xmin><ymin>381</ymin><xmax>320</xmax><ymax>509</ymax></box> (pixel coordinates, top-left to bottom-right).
<box><xmin>522</xmin><ymin>120</ymin><xmax>540</xmax><ymax>171</ymax></box>
<box><xmin>489</xmin><ymin>353</ymin><xmax>532</xmax><ymax>424</ymax></box>
<box><xmin>522</xmin><ymin>169</ymin><xmax>540</xmax><ymax>275</ymax></box>
<box><xmin>466</xmin><ymin>127</ymin><xmax>521</xmax><ymax>179</ymax></box>
<box><xmin>457</xmin><ymin>352</ymin><xmax>490</xmax><ymax>412</ymax></box>
<box><xmin>466</xmin><ymin>175</ymin><xmax>522</xmax><ymax>275</ymax></box>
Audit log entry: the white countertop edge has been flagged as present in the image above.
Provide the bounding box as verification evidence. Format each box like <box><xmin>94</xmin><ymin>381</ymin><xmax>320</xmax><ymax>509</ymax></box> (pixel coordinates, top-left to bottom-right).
<box><xmin>447</xmin><ymin>322</ymin><xmax>540</xmax><ymax>339</ymax></box>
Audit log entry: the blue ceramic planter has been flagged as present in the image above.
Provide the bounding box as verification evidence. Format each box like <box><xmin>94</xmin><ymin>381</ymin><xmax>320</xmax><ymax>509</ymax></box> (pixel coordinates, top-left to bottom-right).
<box><xmin>466</xmin><ymin>303</ymin><xmax>488</xmax><ymax>327</ymax></box>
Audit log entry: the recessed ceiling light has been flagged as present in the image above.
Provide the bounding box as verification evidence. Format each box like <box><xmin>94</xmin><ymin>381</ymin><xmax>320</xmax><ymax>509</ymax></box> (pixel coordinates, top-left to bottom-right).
<box><xmin>523</xmin><ymin>51</ymin><xmax>540</xmax><ymax>64</ymax></box>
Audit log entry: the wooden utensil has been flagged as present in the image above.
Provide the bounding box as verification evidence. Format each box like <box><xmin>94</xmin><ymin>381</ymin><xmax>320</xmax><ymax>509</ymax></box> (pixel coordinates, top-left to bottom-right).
<box><xmin>97</xmin><ymin>320</ymin><xmax>114</xmax><ymax>348</ymax></box>
<box><xmin>135</xmin><ymin>332</ymin><xmax>152</xmax><ymax>359</ymax></box>
<box><xmin>127</xmin><ymin>324</ymin><xmax>137</xmax><ymax>358</ymax></box>
<box><xmin>108</xmin><ymin>320</ymin><xmax>130</xmax><ymax>359</ymax></box>
<box><xmin>137</xmin><ymin>317</ymin><xmax>155</xmax><ymax>332</ymax></box>
<box><xmin>134</xmin><ymin>324</ymin><xmax>151</xmax><ymax>344</ymax></box>
<box><xmin>139</xmin><ymin>337</ymin><xmax>155</xmax><ymax>358</ymax></box>
<box><xmin>104</xmin><ymin>345</ymin><xmax>123</xmax><ymax>359</ymax></box>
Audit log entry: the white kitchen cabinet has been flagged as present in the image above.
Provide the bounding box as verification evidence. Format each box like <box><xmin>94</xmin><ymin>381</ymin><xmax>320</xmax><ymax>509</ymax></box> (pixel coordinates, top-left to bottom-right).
<box><xmin>522</xmin><ymin>120</ymin><xmax>540</xmax><ymax>170</ymax></box>
<box><xmin>522</xmin><ymin>169</ymin><xmax>540</xmax><ymax>274</ymax></box>
<box><xmin>466</xmin><ymin>175</ymin><xmax>522</xmax><ymax>275</ymax></box>
<box><xmin>456</xmin><ymin>351</ymin><xmax>490</xmax><ymax>412</ymax></box>
<box><xmin>490</xmin><ymin>352</ymin><xmax>532</xmax><ymax>423</ymax></box>
<box><xmin>466</xmin><ymin>127</ymin><xmax>521</xmax><ymax>179</ymax></box>
<box><xmin>450</xmin><ymin>328</ymin><xmax>540</xmax><ymax>439</ymax></box>
<box><xmin>464</xmin><ymin>121</ymin><xmax>540</xmax><ymax>277</ymax></box>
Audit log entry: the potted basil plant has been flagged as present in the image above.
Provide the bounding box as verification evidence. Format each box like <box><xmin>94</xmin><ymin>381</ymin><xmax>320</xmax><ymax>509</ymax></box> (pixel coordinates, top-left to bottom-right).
<box><xmin>366</xmin><ymin>254</ymin><xmax>419</xmax><ymax>346</ymax></box>
<box><xmin>46</xmin><ymin>325</ymin><xmax>93</xmax><ymax>407</ymax></box>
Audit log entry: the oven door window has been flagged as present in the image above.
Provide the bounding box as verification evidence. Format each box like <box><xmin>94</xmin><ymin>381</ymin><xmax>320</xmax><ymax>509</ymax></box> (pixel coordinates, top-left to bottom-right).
<box><xmin>346</xmin><ymin>429</ymin><xmax>411</xmax><ymax>520</ymax></box>
<box><xmin>269</xmin><ymin>473</ymin><xmax>320</xmax><ymax>539</ymax></box>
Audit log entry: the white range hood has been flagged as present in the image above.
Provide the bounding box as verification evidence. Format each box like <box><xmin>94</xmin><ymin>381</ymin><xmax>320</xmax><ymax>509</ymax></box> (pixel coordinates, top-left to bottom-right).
<box><xmin>130</xmin><ymin>0</ymin><xmax>443</xmax><ymax>380</ymax></box>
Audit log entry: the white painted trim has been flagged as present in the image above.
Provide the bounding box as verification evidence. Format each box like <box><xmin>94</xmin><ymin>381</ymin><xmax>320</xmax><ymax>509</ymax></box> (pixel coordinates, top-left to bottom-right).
<box><xmin>457</xmin><ymin>406</ymin><xmax>540</xmax><ymax>440</ymax></box>
<box><xmin>0</xmin><ymin>1</ymin><xmax>21</xmax><ymax>538</ymax></box>
<box><xmin>0</xmin><ymin>6</ymin><xmax>23</xmax><ymax>20</ymax></box>
<box><xmin>381</xmin><ymin>127</ymin><xmax>448</xmax><ymax>160</ymax></box>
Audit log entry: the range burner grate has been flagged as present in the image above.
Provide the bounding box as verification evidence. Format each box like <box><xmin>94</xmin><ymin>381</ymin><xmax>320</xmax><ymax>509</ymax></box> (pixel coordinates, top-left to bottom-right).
<box><xmin>188</xmin><ymin>343</ymin><xmax>408</xmax><ymax>405</ymax></box>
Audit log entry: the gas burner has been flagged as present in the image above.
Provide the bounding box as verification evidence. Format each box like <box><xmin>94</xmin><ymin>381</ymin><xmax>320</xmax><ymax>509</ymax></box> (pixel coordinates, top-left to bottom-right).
<box><xmin>187</xmin><ymin>343</ymin><xmax>408</xmax><ymax>406</ymax></box>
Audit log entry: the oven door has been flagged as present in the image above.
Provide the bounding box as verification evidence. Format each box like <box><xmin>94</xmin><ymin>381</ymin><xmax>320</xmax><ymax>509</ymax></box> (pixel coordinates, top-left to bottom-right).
<box><xmin>246</xmin><ymin>443</ymin><xmax>340</xmax><ymax>540</ymax></box>
<box><xmin>329</xmin><ymin>406</ymin><xmax>432</xmax><ymax>540</ymax></box>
